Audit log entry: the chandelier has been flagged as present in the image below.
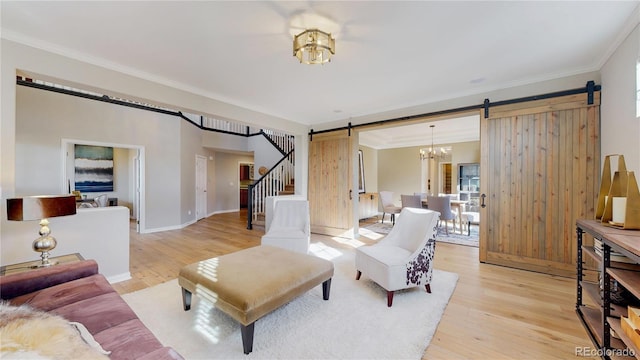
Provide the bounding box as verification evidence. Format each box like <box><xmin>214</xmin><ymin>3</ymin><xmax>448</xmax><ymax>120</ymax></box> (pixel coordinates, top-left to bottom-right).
<box><xmin>293</xmin><ymin>29</ymin><xmax>335</xmax><ymax>64</ymax></box>
<box><xmin>419</xmin><ymin>125</ymin><xmax>448</xmax><ymax>160</ymax></box>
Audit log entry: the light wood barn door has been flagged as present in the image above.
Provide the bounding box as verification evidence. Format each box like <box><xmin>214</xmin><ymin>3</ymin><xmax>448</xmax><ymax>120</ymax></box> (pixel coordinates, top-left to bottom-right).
<box><xmin>308</xmin><ymin>131</ymin><xmax>355</xmax><ymax>236</ymax></box>
<box><xmin>480</xmin><ymin>93</ymin><xmax>600</xmax><ymax>277</ymax></box>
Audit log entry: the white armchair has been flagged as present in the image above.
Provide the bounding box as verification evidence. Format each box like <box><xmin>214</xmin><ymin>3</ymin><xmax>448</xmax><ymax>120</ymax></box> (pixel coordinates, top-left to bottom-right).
<box><xmin>261</xmin><ymin>199</ymin><xmax>310</xmax><ymax>254</ymax></box>
<box><xmin>264</xmin><ymin>195</ymin><xmax>306</xmax><ymax>233</ymax></box>
<box><xmin>355</xmin><ymin>207</ymin><xmax>439</xmax><ymax>307</ymax></box>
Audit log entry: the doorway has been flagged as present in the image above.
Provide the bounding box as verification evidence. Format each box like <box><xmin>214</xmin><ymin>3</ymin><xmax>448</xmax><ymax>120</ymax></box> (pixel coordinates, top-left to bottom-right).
<box><xmin>239</xmin><ymin>162</ymin><xmax>253</xmax><ymax>209</ymax></box>
<box><xmin>61</xmin><ymin>139</ymin><xmax>145</xmax><ymax>233</ymax></box>
<box><xmin>195</xmin><ymin>155</ymin><xmax>207</xmax><ymax>220</ymax></box>
<box><xmin>440</xmin><ymin>162</ymin><xmax>452</xmax><ymax>194</ymax></box>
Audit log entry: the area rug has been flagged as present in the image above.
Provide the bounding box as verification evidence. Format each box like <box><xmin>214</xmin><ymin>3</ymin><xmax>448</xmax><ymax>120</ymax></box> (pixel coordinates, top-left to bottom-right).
<box><xmin>363</xmin><ymin>222</ymin><xmax>479</xmax><ymax>247</ymax></box>
<box><xmin>122</xmin><ymin>247</ymin><xmax>458</xmax><ymax>359</ymax></box>
<box><xmin>435</xmin><ymin>226</ymin><xmax>479</xmax><ymax>247</ymax></box>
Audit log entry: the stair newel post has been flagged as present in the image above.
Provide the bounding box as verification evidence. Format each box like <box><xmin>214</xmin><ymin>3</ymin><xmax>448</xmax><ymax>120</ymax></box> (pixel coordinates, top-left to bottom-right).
<box><xmin>247</xmin><ymin>183</ymin><xmax>254</xmax><ymax>230</ymax></box>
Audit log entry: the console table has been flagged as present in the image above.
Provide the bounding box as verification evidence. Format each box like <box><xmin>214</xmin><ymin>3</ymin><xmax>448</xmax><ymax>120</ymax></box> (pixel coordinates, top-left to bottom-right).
<box><xmin>0</xmin><ymin>253</ymin><xmax>84</xmax><ymax>276</ymax></box>
<box><xmin>576</xmin><ymin>219</ymin><xmax>640</xmax><ymax>359</ymax></box>
<box><xmin>76</xmin><ymin>197</ymin><xmax>118</xmax><ymax>206</ymax></box>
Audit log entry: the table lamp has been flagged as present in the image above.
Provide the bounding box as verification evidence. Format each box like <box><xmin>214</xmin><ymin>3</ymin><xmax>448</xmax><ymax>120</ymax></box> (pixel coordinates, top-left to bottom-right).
<box><xmin>6</xmin><ymin>195</ymin><xmax>77</xmax><ymax>267</ymax></box>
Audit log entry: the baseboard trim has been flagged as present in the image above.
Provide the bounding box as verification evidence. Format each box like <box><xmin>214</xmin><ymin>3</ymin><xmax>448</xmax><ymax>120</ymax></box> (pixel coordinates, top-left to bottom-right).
<box><xmin>107</xmin><ymin>272</ymin><xmax>132</xmax><ymax>284</ymax></box>
<box><xmin>212</xmin><ymin>209</ymin><xmax>240</xmax><ymax>215</ymax></box>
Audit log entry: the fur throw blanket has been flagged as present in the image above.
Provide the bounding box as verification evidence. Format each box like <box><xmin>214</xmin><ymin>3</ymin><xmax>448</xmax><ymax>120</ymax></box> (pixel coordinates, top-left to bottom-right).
<box><xmin>0</xmin><ymin>302</ymin><xmax>109</xmax><ymax>359</ymax></box>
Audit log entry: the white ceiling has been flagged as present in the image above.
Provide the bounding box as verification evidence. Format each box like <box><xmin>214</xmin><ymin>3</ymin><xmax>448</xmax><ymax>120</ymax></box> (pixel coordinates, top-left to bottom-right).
<box><xmin>2</xmin><ymin>1</ymin><xmax>638</xmax><ymax>149</ymax></box>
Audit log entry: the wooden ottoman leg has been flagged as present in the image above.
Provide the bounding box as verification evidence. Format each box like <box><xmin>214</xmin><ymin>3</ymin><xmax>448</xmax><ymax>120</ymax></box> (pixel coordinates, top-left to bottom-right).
<box><xmin>181</xmin><ymin>287</ymin><xmax>192</xmax><ymax>311</ymax></box>
<box><xmin>241</xmin><ymin>322</ymin><xmax>255</xmax><ymax>354</ymax></box>
<box><xmin>322</xmin><ymin>278</ymin><xmax>332</xmax><ymax>300</ymax></box>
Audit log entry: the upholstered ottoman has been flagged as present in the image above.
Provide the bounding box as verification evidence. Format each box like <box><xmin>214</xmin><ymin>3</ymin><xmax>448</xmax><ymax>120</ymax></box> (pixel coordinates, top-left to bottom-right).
<box><xmin>178</xmin><ymin>245</ymin><xmax>334</xmax><ymax>354</ymax></box>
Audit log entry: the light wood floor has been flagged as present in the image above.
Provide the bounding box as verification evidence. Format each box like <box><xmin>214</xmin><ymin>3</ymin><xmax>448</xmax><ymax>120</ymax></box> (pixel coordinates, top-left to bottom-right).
<box><xmin>112</xmin><ymin>211</ymin><xmax>597</xmax><ymax>359</ymax></box>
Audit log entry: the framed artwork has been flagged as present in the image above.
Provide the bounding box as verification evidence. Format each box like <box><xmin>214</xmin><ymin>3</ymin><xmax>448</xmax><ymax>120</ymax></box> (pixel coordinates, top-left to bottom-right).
<box><xmin>358</xmin><ymin>149</ymin><xmax>366</xmax><ymax>193</ymax></box>
<box><xmin>74</xmin><ymin>145</ymin><xmax>114</xmax><ymax>192</ymax></box>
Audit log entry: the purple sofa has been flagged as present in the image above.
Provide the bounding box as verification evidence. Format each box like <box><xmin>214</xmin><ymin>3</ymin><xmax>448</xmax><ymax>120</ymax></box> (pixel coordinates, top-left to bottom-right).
<box><xmin>0</xmin><ymin>259</ymin><xmax>183</xmax><ymax>360</ymax></box>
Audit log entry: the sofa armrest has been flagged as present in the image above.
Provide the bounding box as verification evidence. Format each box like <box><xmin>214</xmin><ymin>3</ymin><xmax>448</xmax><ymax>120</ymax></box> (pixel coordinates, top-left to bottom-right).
<box><xmin>0</xmin><ymin>260</ymin><xmax>99</xmax><ymax>300</ymax></box>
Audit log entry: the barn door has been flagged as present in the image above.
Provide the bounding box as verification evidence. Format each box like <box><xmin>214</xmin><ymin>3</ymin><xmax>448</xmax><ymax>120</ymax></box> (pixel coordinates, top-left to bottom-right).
<box><xmin>308</xmin><ymin>130</ymin><xmax>355</xmax><ymax>236</ymax></box>
<box><xmin>480</xmin><ymin>92</ymin><xmax>600</xmax><ymax>277</ymax></box>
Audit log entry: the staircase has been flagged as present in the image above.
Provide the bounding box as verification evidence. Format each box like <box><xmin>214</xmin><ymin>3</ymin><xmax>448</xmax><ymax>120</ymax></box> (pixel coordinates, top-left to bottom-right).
<box><xmin>280</xmin><ymin>179</ymin><xmax>295</xmax><ymax>195</ymax></box>
<box><xmin>247</xmin><ymin>130</ymin><xmax>295</xmax><ymax>229</ymax></box>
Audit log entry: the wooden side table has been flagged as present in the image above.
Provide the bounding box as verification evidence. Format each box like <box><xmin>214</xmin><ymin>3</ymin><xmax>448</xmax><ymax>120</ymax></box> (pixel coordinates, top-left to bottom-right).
<box><xmin>0</xmin><ymin>253</ymin><xmax>84</xmax><ymax>276</ymax></box>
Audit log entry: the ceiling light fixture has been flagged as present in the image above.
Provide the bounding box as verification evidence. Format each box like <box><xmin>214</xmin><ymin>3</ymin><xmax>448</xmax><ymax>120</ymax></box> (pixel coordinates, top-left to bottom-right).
<box><xmin>293</xmin><ymin>29</ymin><xmax>335</xmax><ymax>65</ymax></box>
<box><xmin>420</xmin><ymin>125</ymin><xmax>447</xmax><ymax>160</ymax></box>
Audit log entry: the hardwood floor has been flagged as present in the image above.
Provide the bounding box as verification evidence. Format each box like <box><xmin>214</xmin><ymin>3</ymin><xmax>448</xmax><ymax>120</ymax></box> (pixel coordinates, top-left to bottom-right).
<box><xmin>113</xmin><ymin>211</ymin><xmax>597</xmax><ymax>359</ymax></box>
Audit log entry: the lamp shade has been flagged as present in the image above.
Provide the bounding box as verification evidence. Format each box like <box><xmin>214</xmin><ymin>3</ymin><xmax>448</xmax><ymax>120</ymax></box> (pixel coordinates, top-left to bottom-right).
<box><xmin>7</xmin><ymin>195</ymin><xmax>76</xmax><ymax>221</ymax></box>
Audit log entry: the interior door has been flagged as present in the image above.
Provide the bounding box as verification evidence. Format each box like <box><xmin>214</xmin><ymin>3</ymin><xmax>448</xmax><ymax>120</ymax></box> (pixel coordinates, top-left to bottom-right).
<box><xmin>480</xmin><ymin>92</ymin><xmax>600</xmax><ymax>277</ymax></box>
<box><xmin>133</xmin><ymin>151</ymin><xmax>141</xmax><ymax>232</ymax></box>
<box><xmin>308</xmin><ymin>130</ymin><xmax>355</xmax><ymax>236</ymax></box>
<box><xmin>195</xmin><ymin>155</ymin><xmax>207</xmax><ymax>221</ymax></box>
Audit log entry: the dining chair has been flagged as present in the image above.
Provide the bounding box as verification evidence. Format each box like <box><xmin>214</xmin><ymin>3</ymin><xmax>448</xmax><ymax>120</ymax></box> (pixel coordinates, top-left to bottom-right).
<box><xmin>401</xmin><ymin>194</ymin><xmax>422</xmax><ymax>209</ymax></box>
<box><xmin>426</xmin><ymin>195</ymin><xmax>457</xmax><ymax>235</ymax></box>
<box><xmin>379</xmin><ymin>191</ymin><xmax>401</xmax><ymax>225</ymax></box>
<box><xmin>460</xmin><ymin>203</ymin><xmax>480</xmax><ymax>236</ymax></box>
<box><xmin>414</xmin><ymin>192</ymin><xmax>429</xmax><ymax>209</ymax></box>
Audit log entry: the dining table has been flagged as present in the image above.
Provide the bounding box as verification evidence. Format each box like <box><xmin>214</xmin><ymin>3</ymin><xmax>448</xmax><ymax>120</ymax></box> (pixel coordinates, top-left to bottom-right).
<box><xmin>421</xmin><ymin>198</ymin><xmax>468</xmax><ymax>234</ymax></box>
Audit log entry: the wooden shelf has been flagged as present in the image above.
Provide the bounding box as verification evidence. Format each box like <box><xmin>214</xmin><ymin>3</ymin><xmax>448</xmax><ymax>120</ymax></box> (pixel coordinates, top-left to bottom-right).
<box><xmin>583</xmin><ymin>244</ymin><xmax>640</xmax><ymax>271</ymax></box>
<box><xmin>581</xmin><ymin>281</ymin><xmax>626</xmax><ymax>319</ymax></box>
<box><xmin>577</xmin><ymin>219</ymin><xmax>640</xmax><ymax>358</ymax></box>
<box><xmin>608</xmin><ymin>268</ymin><xmax>640</xmax><ymax>300</ymax></box>
<box><xmin>584</xmin><ymin>245</ymin><xmax>601</xmax><ymax>264</ymax></box>
<box><xmin>582</xmin><ymin>281</ymin><xmax>601</xmax><ymax>304</ymax></box>
<box><xmin>579</xmin><ymin>305</ymin><xmax>604</xmax><ymax>346</ymax></box>
<box><xmin>608</xmin><ymin>317</ymin><xmax>640</xmax><ymax>359</ymax></box>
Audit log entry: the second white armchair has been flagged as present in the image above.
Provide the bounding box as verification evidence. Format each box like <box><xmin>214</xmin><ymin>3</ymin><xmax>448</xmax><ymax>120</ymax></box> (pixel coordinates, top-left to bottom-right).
<box><xmin>355</xmin><ymin>207</ymin><xmax>440</xmax><ymax>307</ymax></box>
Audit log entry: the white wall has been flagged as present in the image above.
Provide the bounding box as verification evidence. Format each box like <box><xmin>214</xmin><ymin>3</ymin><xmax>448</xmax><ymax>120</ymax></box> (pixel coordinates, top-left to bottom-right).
<box><xmin>1</xmin><ymin>37</ymin><xmax>309</xmax><ymax>202</ymax></box>
<box><xmin>14</xmin><ymin>85</ymin><xmax>181</xmax><ymax>231</ymax></box>
<box><xmin>201</xmin><ymin>130</ymin><xmax>249</xmax><ymax>152</ymax></box>
<box><xmin>376</xmin><ymin>141</ymin><xmax>480</xmax><ymax>205</ymax></box>
<box><xmin>378</xmin><ymin>146</ymin><xmax>423</xmax><ymax>205</ymax></box>
<box><xmin>1</xmin><ymin>206</ymin><xmax>130</xmax><ymax>282</ymax></box>
<box><xmin>180</xmin><ymin>120</ymin><xmax>204</xmax><ymax>225</ymax></box>
<box><xmin>601</xmin><ymin>23</ymin><xmax>640</xmax><ymax>174</ymax></box>
<box><xmin>248</xmin><ymin>134</ymin><xmax>286</xmax><ymax>178</ymax></box>
<box><xmin>313</xmin><ymin>72</ymin><xmax>601</xmax><ymax>134</ymax></box>
<box><xmin>0</xmin><ymin>38</ymin><xmax>306</xmax><ymax>271</ymax></box>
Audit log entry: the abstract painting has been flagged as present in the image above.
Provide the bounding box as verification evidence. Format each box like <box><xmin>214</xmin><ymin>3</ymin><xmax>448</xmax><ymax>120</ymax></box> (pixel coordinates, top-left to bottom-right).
<box><xmin>74</xmin><ymin>145</ymin><xmax>114</xmax><ymax>192</ymax></box>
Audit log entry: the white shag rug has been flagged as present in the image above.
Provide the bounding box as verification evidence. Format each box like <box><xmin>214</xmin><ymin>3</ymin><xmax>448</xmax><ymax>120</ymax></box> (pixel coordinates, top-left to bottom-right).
<box><xmin>122</xmin><ymin>248</ymin><xmax>458</xmax><ymax>360</ymax></box>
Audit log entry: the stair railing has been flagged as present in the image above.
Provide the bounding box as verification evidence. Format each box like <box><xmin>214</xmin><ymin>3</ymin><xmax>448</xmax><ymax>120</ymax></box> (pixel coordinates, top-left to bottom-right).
<box><xmin>261</xmin><ymin>129</ymin><xmax>295</xmax><ymax>156</ymax></box>
<box><xmin>247</xmin><ymin>150</ymin><xmax>294</xmax><ymax>229</ymax></box>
